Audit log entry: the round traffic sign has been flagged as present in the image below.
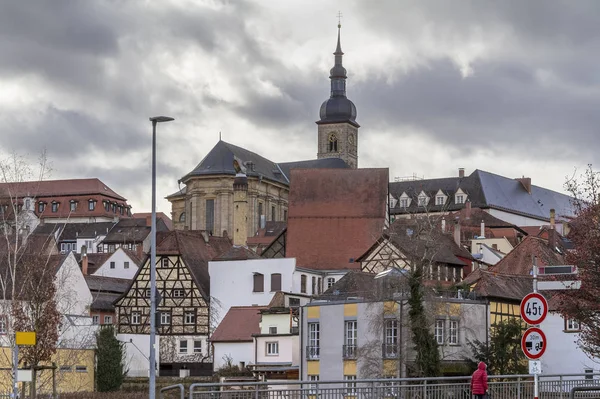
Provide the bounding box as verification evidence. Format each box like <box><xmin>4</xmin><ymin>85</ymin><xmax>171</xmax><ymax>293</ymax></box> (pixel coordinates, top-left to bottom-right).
<box><xmin>522</xmin><ymin>327</ymin><xmax>547</xmax><ymax>360</ymax></box>
<box><xmin>520</xmin><ymin>293</ymin><xmax>548</xmax><ymax>325</ymax></box>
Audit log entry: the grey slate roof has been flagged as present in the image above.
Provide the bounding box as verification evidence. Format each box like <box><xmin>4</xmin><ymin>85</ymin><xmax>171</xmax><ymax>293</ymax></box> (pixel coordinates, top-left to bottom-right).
<box><xmin>102</xmin><ymin>217</ymin><xmax>169</xmax><ymax>244</ymax></box>
<box><xmin>176</xmin><ymin>140</ymin><xmax>349</xmax><ymax>189</ymax></box>
<box><xmin>90</xmin><ymin>292</ymin><xmax>122</xmax><ymax>311</ymax></box>
<box><xmin>34</xmin><ymin>222</ymin><xmax>117</xmax><ymax>241</ymax></box>
<box><xmin>390</xmin><ymin>170</ymin><xmax>574</xmax><ymax>222</ymax></box>
<box><xmin>85</xmin><ymin>275</ymin><xmax>131</xmax><ymax>294</ymax></box>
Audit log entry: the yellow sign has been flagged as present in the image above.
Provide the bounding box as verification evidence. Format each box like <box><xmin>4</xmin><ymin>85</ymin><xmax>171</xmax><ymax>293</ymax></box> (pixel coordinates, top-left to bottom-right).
<box><xmin>16</xmin><ymin>332</ymin><xmax>36</xmax><ymax>346</ymax></box>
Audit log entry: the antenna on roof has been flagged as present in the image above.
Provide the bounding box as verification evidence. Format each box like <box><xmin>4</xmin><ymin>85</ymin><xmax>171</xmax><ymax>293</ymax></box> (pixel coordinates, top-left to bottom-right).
<box><xmin>219</xmin><ymin>131</ymin><xmax>222</xmax><ymax>141</ymax></box>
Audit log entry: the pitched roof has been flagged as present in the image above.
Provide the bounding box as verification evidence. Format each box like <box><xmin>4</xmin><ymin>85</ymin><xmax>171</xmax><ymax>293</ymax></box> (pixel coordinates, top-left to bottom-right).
<box><xmin>0</xmin><ymin>253</ymin><xmax>66</xmax><ymax>300</ymax></box>
<box><xmin>212</xmin><ymin>245</ymin><xmax>260</xmax><ymax>261</ymax></box>
<box><xmin>90</xmin><ymin>292</ymin><xmax>122</xmax><ymax>311</ymax></box>
<box><xmin>318</xmin><ymin>271</ymin><xmax>377</xmax><ymax>300</ymax></box>
<box><xmin>102</xmin><ymin>217</ymin><xmax>169</xmax><ymax>243</ymax></box>
<box><xmin>0</xmin><ymin>233</ymin><xmax>58</xmax><ymax>255</ymax></box>
<box><xmin>85</xmin><ymin>275</ymin><xmax>131</xmax><ymax>294</ymax></box>
<box><xmin>132</xmin><ymin>212</ymin><xmax>173</xmax><ymax>231</ymax></box>
<box><xmin>378</xmin><ymin>218</ymin><xmax>472</xmax><ymax>266</ymax></box>
<box><xmin>390</xmin><ymin>170</ymin><xmax>574</xmax><ymax>222</ymax></box>
<box><xmin>79</xmin><ymin>253</ymin><xmax>112</xmax><ymax>274</ymax></box>
<box><xmin>0</xmin><ymin>178</ymin><xmax>126</xmax><ymax>200</ymax></box>
<box><xmin>285</xmin><ymin>168</ymin><xmax>388</xmax><ymax>270</ymax></box>
<box><xmin>490</xmin><ymin>235</ymin><xmax>565</xmax><ymax>276</ymax></box>
<box><xmin>33</xmin><ymin>222</ymin><xmax>110</xmax><ymax>241</ymax></box>
<box><xmin>176</xmin><ymin>140</ymin><xmax>350</xmax><ymax>189</ymax></box>
<box><xmin>246</xmin><ymin>221</ymin><xmax>287</xmax><ymax>252</ymax></box>
<box><xmin>210</xmin><ymin>306</ymin><xmax>266</xmax><ymax>342</ymax></box>
<box><xmin>450</xmin><ymin>207</ymin><xmax>520</xmax><ymax>229</ymax></box>
<box><xmin>155</xmin><ymin>230</ymin><xmax>232</xmax><ymax>299</ymax></box>
<box><xmin>464</xmin><ymin>269</ymin><xmax>532</xmax><ymax>301</ymax></box>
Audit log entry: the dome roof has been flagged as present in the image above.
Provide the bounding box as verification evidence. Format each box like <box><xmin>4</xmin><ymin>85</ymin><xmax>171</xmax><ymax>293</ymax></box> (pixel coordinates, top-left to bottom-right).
<box><xmin>319</xmin><ymin>97</ymin><xmax>358</xmax><ymax>125</ymax></box>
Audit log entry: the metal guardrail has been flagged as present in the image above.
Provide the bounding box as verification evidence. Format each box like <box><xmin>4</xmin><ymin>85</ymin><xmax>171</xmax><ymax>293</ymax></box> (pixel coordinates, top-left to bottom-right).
<box><xmin>160</xmin><ymin>383</ymin><xmax>185</xmax><ymax>399</ymax></box>
<box><xmin>570</xmin><ymin>386</ymin><xmax>600</xmax><ymax>398</ymax></box>
<box><xmin>186</xmin><ymin>373</ymin><xmax>600</xmax><ymax>399</ymax></box>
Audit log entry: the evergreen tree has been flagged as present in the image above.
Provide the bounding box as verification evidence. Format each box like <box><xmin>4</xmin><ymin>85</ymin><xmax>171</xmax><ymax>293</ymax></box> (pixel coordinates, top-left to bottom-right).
<box><xmin>96</xmin><ymin>326</ymin><xmax>125</xmax><ymax>391</ymax></box>
<box><xmin>466</xmin><ymin>318</ymin><xmax>527</xmax><ymax>375</ymax></box>
<box><xmin>408</xmin><ymin>265</ymin><xmax>441</xmax><ymax>377</ymax></box>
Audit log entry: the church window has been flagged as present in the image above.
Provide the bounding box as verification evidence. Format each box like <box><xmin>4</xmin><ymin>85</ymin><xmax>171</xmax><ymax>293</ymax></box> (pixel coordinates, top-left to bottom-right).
<box><xmin>328</xmin><ymin>133</ymin><xmax>338</xmax><ymax>152</ymax></box>
<box><xmin>205</xmin><ymin>199</ymin><xmax>214</xmax><ymax>235</ymax></box>
<box><xmin>258</xmin><ymin>202</ymin><xmax>264</xmax><ymax>228</ymax></box>
<box><xmin>179</xmin><ymin>212</ymin><xmax>186</xmax><ymax>222</ymax></box>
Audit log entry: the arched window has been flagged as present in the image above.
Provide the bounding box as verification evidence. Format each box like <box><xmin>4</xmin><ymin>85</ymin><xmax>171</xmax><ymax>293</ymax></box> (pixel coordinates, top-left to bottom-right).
<box><xmin>179</xmin><ymin>212</ymin><xmax>186</xmax><ymax>222</ymax></box>
<box><xmin>328</xmin><ymin>133</ymin><xmax>338</xmax><ymax>152</ymax></box>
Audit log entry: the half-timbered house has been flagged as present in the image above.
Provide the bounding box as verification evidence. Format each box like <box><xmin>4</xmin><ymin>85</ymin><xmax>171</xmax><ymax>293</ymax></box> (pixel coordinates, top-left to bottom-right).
<box><xmin>114</xmin><ymin>230</ymin><xmax>231</xmax><ymax>377</ymax></box>
<box><xmin>357</xmin><ymin>219</ymin><xmax>474</xmax><ymax>286</ymax></box>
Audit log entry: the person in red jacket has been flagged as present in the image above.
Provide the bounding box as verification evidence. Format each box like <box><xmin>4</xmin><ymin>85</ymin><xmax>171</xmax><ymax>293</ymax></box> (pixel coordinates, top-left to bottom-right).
<box><xmin>471</xmin><ymin>361</ymin><xmax>489</xmax><ymax>398</ymax></box>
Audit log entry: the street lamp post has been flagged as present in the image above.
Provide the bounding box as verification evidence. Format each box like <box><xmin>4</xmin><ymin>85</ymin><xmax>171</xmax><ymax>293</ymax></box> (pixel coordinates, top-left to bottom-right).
<box><xmin>148</xmin><ymin>116</ymin><xmax>174</xmax><ymax>399</ymax></box>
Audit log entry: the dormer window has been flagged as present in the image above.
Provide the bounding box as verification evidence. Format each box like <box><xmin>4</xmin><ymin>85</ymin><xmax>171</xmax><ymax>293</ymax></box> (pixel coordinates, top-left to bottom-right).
<box><xmin>51</xmin><ymin>201</ymin><xmax>59</xmax><ymax>213</ymax></box>
<box><xmin>399</xmin><ymin>192</ymin><xmax>411</xmax><ymax>208</ymax></box>
<box><xmin>88</xmin><ymin>199</ymin><xmax>96</xmax><ymax>211</ymax></box>
<box><xmin>70</xmin><ymin>200</ymin><xmax>77</xmax><ymax>212</ymax></box>
<box><xmin>417</xmin><ymin>191</ymin><xmax>429</xmax><ymax>207</ymax></box>
<box><xmin>389</xmin><ymin>195</ymin><xmax>398</xmax><ymax>209</ymax></box>
<box><xmin>38</xmin><ymin>202</ymin><xmax>46</xmax><ymax>213</ymax></box>
<box><xmin>455</xmin><ymin>188</ymin><xmax>468</xmax><ymax>205</ymax></box>
<box><xmin>24</xmin><ymin>199</ymin><xmax>31</xmax><ymax>210</ymax></box>
<box><xmin>436</xmin><ymin>196</ymin><xmax>445</xmax><ymax>206</ymax></box>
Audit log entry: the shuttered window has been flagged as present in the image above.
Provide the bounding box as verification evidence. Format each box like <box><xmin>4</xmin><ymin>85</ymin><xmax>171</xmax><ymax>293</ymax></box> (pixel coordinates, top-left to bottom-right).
<box><xmin>253</xmin><ymin>273</ymin><xmax>264</xmax><ymax>292</ymax></box>
<box><xmin>271</xmin><ymin>273</ymin><xmax>282</xmax><ymax>292</ymax></box>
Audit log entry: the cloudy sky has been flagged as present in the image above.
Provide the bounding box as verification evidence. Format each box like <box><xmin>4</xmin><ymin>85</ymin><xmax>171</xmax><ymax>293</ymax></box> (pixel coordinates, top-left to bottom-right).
<box><xmin>1</xmin><ymin>0</ymin><xmax>598</xmax><ymax>214</ymax></box>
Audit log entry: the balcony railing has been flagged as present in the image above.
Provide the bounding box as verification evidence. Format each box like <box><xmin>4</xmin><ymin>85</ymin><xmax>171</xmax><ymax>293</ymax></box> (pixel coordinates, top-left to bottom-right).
<box><xmin>343</xmin><ymin>344</ymin><xmax>357</xmax><ymax>359</ymax></box>
<box><xmin>306</xmin><ymin>345</ymin><xmax>320</xmax><ymax>360</ymax></box>
<box><xmin>382</xmin><ymin>342</ymin><xmax>398</xmax><ymax>359</ymax></box>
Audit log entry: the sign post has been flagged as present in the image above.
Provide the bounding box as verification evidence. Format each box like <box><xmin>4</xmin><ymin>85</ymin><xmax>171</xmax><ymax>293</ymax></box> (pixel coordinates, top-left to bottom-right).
<box><xmin>520</xmin><ymin>293</ymin><xmax>548</xmax><ymax>326</ymax></box>
<box><xmin>13</xmin><ymin>332</ymin><xmax>36</xmax><ymax>399</ymax></box>
<box><xmin>521</xmin><ymin>327</ymin><xmax>547</xmax><ymax>359</ymax></box>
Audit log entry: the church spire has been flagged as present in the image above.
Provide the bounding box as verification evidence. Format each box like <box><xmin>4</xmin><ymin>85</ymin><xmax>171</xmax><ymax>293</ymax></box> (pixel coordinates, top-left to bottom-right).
<box><xmin>329</xmin><ymin>22</ymin><xmax>347</xmax><ymax>98</ymax></box>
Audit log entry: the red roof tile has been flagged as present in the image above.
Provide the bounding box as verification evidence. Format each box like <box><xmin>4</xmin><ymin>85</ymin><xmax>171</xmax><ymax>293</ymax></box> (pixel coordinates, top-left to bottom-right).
<box><xmin>0</xmin><ymin>178</ymin><xmax>126</xmax><ymax>199</ymax></box>
<box><xmin>490</xmin><ymin>235</ymin><xmax>565</xmax><ymax>276</ymax></box>
<box><xmin>210</xmin><ymin>306</ymin><xmax>266</xmax><ymax>342</ymax></box>
<box><xmin>286</xmin><ymin>168</ymin><xmax>388</xmax><ymax>270</ymax></box>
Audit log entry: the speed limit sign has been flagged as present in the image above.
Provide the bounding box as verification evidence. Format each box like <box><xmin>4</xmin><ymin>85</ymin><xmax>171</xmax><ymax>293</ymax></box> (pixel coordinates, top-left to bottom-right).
<box><xmin>521</xmin><ymin>293</ymin><xmax>548</xmax><ymax>325</ymax></box>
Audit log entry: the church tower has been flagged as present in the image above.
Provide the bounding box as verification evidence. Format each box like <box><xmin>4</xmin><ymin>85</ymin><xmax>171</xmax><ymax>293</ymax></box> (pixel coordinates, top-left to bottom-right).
<box><xmin>317</xmin><ymin>23</ymin><xmax>359</xmax><ymax>169</ymax></box>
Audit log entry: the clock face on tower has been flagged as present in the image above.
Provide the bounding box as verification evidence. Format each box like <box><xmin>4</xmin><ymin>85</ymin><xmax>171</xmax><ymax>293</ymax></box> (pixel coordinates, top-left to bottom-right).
<box><xmin>348</xmin><ymin>133</ymin><xmax>355</xmax><ymax>145</ymax></box>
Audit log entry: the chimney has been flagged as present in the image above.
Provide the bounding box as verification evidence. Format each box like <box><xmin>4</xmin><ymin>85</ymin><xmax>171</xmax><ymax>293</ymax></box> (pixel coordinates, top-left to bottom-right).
<box><xmin>441</xmin><ymin>218</ymin><xmax>446</xmax><ymax>233</ymax></box>
<box><xmin>233</xmin><ymin>172</ymin><xmax>249</xmax><ymax>246</ymax></box>
<box><xmin>516</xmin><ymin>177</ymin><xmax>532</xmax><ymax>194</ymax></box>
<box><xmin>201</xmin><ymin>230</ymin><xmax>210</xmax><ymax>243</ymax></box>
<box><xmin>458</xmin><ymin>168</ymin><xmax>465</xmax><ymax>178</ymax></box>
<box><xmin>146</xmin><ymin>215</ymin><xmax>152</xmax><ymax>227</ymax></box>
<box><xmin>465</xmin><ymin>200</ymin><xmax>471</xmax><ymax>219</ymax></box>
<box><xmin>550</xmin><ymin>208</ymin><xmax>556</xmax><ymax>229</ymax></box>
<box><xmin>480</xmin><ymin>220</ymin><xmax>485</xmax><ymax>239</ymax></box>
<box><xmin>81</xmin><ymin>245</ymin><xmax>88</xmax><ymax>275</ymax></box>
<box><xmin>453</xmin><ymin>222</ymin><xmax>461</xmax><ymax>246</ymax></box>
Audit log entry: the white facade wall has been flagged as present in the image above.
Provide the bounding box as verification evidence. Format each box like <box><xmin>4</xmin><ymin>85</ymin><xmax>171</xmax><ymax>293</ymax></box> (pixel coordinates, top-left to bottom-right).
<box><xmin>212</xmin><ymin>342</ymin><xmax>254</xmax><ymax>370</ymax></box>
<box><xmin>260</xmin><ymin>313</ymin><xmax>291</xmax><ymax>334</ymax></box>
<box><xmin>255</xmin><ymin>335</ymin><xmax>297</xmax><ymax>364</ymax></box>
<box><xmin>209</xmin><ymin>258</ymin><xmax>297</xmax><ymax>326</ymax></box>
<box><xmin>471</xmin><ymin>238</ymin><xmax>513</xmax><ymax>255</ymax></box>
<box><xmin>541</xmin><ymin>313</ymin><xmax>600</xmax><ymax>376</ymax></box>
<box><xmin>55</xmin><ymin>252</ymin><xmax>93</xmax><ymax>316</ymax></box>
<box><xmin>292</xmin><ymin>269</ymin><xmax>328</xmax><ymax>296</ymax></box>
<box><xmin>76</xmin><ymin>234</ymin><xmax>106</xmax><ymax>254</ymax></box>
<box><xmin>117</xmin><ymin>333</ymin><xmax>160</xmax><ymax>377</ymax></box>
<box><xmin>92</xmin><ymin>248</ymin><xmax>139</xmax><ymax>279</ymax></box>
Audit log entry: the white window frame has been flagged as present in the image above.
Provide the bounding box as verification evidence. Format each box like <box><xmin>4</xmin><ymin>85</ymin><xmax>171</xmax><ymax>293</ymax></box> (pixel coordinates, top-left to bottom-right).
<box><xmin>0</xmin><ymin>316</ymin><xmax>7</xmax><ymax>334</ymax></box>
<box><xmin>436</xmin><ymin>196</ymin><xmax>445</xmax><ymax>206</ymax></box>
<box><xmin>400</xmin><ymin>198</ymin><xmax>408</xmax><ymax>208</ymax></box>
<box><xmin>131</xmin><ymin>311</ymin><xmax>141</xmax><ymax>325</ymax></box>
<box><xmin>385</xmin><ymin>319</ymin><xmax>398</xmax><ymax>345</ymax></box>
<box><xmin>345</xmin><ymin>320</ymin><xmax>357</xmax><ymax>347</ymax></box>
<box><xmin>269</xmin><ymin>326</ymin><xmax>278</xmax><ymax>334</ymax></box>
<box><xmin>308</xmin><ymin>375</ymin><xmax>319</xmax><ymax>394</ymax></box>
<box><xmin>92</xmin><ymin>315</ymin><xmax>99</xmax><ymax>325</ymax></box>
<box><xmin>327</xmin><ymin>277</ymin><xmax>336</xmax><ymax>289</ymax></box>
<box><xmin>160</xmin><ymin>312</ymin><xmax>171</xmax><ymax>325</ymax></box>
<box><xmin>184</xmin><ymin>311</ymin><xmax>195</xmax><ymax>325</ymax></box>
<box><xmin>418</xmin><ymin>196</ymin><xmax>428</xmax><ymax>207</ymax></box>
<box><xmin>104</xmin><ymin>316</ymin><xmax>113</xmax><ymax>325</ymax></box>
<box><xmin>193</xmin><ymin>340</ymin><xmax>202</xmax><ymax>354</ymax></box>
<box><xmin>567</xmin><ymin>318</ymin><xmax>581</xmax><ymax>331</ymax></box>
<box><xmin>266</xmin><ymin>341</ymin><xmax>279</xmax><ymax>356</ymax></box>
<box><xmin>448</xmin><ymin>320</ymin><xmax>459</xmax><ymax>345</ymax></box>
<box><xmin>435</xmin><ymin>319</ymin><xmax>445</xmax><ymax>344</ymax></box>
<box><xmin>179</xmin><ymin>340</ymin><xmax>188</xmax><ymax>354</ymax></box>
<box><xmin>70</xmin><ymin>201</ymin><xmax>76</xmax><ymax>212</ymax></box>
<box><xmin>455</xmin><ymin>194</ymin><xmax>465</xmax><ymax>204</ymax></box>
